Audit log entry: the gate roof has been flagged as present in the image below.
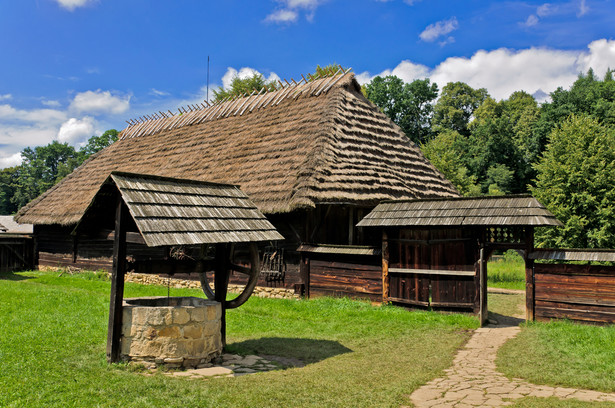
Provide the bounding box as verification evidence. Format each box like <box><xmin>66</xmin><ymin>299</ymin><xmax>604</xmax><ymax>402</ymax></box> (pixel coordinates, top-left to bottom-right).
<box><xmin>357</xmin><ymin>195</ymin><xmax>563</xmax><ymax>228</ymax></box>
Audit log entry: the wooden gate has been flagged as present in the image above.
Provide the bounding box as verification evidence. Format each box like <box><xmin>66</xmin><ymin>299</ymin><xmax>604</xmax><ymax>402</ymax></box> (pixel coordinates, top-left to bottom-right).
<box><xmin>0</xmin><ymin>235</ymin><xmax>34</xmax><ymax>273</ymax></box>
<box><xmin>384</xmin><ymin>229</ymin><xmax>479</xmax><ymax>311</ymax></box>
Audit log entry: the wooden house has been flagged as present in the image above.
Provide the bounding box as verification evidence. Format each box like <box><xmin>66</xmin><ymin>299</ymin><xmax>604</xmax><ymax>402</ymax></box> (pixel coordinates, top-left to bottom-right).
<box><xmin>15</xmin><ymin>71</ymin><xmax>458</xmax><ymax>297</ymax></box>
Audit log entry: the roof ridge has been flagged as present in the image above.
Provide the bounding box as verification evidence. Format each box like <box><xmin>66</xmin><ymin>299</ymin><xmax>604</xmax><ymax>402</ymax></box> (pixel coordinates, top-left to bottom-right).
<box><xmin>119</xmin><ymin>67</ymin><xmax>354</xmax><ymax>141</ymax></box>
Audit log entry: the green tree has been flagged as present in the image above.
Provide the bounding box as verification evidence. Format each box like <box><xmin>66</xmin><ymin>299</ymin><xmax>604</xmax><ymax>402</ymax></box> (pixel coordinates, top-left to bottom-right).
<box><xmin>0</xmin><ymin>167</ymin><xmax>19</xmax><ymax>214</ymax></box>
<box><xmin>80</xmin><ymin>129</ymin><xmax>118</xmax><ymax>157</ymax></box>
<box><xmin>433</xmin><ymin>82</ymin><xmax>489</xmax><ymax>136</ymax></box>
<box><xmin>363</xmin><ymin>75</ymin><xmax>439</xmax><ymax>144</ymax></box>
<box><xmin>212</xmin><ymin>73</ymin><xmax>278</xmax><ymax>103</ymax></box>
<box><xmin>531</xmin><ymin>114</ymin><xmax>615</xmax><ymax>248</ymax></box>
<box><xmin>421</xmin><ymin>130</ymin><xmax>481</xmax><ymax>196</ymax></box>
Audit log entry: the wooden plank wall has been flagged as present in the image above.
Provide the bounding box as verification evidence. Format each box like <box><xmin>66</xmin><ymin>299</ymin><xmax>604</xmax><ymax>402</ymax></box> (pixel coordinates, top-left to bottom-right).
<box><xmin>0</xmin><ymin>235</ymin><xmax>34</xmax><ymax>273</ymax></box>
<box><xmin>387</xmin><ymin>228</ymin><xmax>479</xmax><ymax>311</ymax></box>
<box><xmin>535</xmin><ymin>263</ymin><xmax>615</xmax><ymax>324</ymax></box>
<box><xmin>305</xmin><ymin>252</ymin><xmax>382</xmax><ymax>301</ymax></box>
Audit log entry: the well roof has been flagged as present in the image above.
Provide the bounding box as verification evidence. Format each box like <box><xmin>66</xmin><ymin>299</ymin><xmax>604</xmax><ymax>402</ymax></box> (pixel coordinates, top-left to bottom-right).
<box><xmin>357</xmin><ymin>195</ymin><xmax>563</xmax><ymax>227</ymax></box>
<box><xmin>78</xmin><ymin>172</ymin><xmax>283</xmax><ymax>246</ymax></box>
<box><xmin>16</xmin><ymin>72</ymin><xmax>458</xmax><ymax>226</ymax></box>
<box><xmin>0</xmin><ymin>215</ymin><xmax>33</xmax><ymax>234</ymax></box>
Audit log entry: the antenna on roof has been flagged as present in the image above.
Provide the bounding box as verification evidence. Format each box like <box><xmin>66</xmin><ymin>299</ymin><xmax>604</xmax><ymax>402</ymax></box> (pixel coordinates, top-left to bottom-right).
<box><xmin>206</xmin><ymin>55</ymin><xmax>210</xmax><ymax>103</ymax></box>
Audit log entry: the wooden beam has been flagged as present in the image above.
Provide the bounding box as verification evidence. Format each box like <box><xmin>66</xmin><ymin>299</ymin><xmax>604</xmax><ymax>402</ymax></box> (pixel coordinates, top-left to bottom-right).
<box><xmin>214</xmin><ymin>243</ymin><xmax>231</xmax><ymax>348</ymax></box>
<box><xmin>106</xmin><ymin>198</ymin><xmax>128</xmax><ymax>363</ymax></box>
<box><xmin>388</xmin><ymin>268</ymin><xmax>475</xmax><ymax>277</ymax></box>
<box><xmin>300</xmin><ymin>252</ymin><xmax>310</xmax><ymax>299</ymax></box>
<box><xmin>382</xmin><ymin>230</ymin><xmax>389</xmax><ymax>303</ymax></box>
<box><xmin>525</xmin><ymin>228</ymin><xmax>535</xmax><ymax>322</ymax></box>
<box><xmin>479</xmin><ymin>247</ymin><xmax>487</xmax><ymax>326</ymax></box>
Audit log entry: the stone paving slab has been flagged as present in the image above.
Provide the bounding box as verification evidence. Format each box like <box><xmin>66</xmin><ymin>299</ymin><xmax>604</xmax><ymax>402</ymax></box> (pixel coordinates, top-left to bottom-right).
<box><xmin>409</xmin><ymin>319</ymin><xmax>615</xmax><ymax>407</ymax></box>
<box><xmin>167</xmin><ymin>353</ymin><xmax>299</xmax><ymax>379</ymax></box>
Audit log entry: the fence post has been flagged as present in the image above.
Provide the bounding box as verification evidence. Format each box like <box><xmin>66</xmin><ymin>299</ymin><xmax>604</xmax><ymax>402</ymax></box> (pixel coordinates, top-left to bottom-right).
<box><xmin>525</xmin><ymin>228</ymin><xmax>535</xmax><ymax>321</ymax></box>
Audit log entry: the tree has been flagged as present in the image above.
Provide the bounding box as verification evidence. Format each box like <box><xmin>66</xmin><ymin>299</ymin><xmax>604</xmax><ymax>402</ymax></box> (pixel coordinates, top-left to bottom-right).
<box><xmin>363</xmin><ymin>75</ymin><xmax>439</xmax><ymax>144</ymax></box>
<box><xmin>531</xmin><ymin>114</ymin><xmax>615</xmax><ymax>248</ymax></box>
<box><xmin>0</xmin><ymin>167</ymin><xmax>18</xmax><ymax>214</ymax></box>
<box><xmin>433</xmin><ymin>82</ymin><xmax>489</xmax><ymax>136</ymax></box>
<box><xmin>6</xmin><ymin>130</ymin><xmax>119</xmax><ymax>211</ymax></box>
<box><xmin>421</xmin><ymin>130</ymin><xmax>481</xmax><ymax>196</ymax></box>
<box><xmin>212</xmin><ymin>74</ymin><xmax>278</xmax><ymax>103</ymax></box>
<box><xmin>80</xmin><ymin>129</ymin><xmax>118</xmax><ymax>157</ymax></box>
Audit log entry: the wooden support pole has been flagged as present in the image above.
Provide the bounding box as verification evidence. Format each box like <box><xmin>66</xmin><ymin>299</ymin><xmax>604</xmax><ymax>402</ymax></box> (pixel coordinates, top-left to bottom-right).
<box><xmin>214</xmin><ymin>243</ymin><xmax>231</xmax><ymax>348</ymax></box>
<box><xmin>382</xmin><ymin>230</ymin><xmax>389</xmax><ymax>303</ymax></box>
<box><xmin>479</xmin><ymin>247</ymin><xmax>487</xmax><ymax>326</ymax></box>
<box><xmin>299</xmin><ymin>252</ymin><xmax>310</xmax><ymax>299</ymax></box>
<box><xmin>525</xmin><ymin>228</ymin><xmax>535</xmax><ymax>322</ymax></box>
<box><xmin>106</xmin><ymin>198</ymin><xmax>127</xmax><ymax>363</ymax></box>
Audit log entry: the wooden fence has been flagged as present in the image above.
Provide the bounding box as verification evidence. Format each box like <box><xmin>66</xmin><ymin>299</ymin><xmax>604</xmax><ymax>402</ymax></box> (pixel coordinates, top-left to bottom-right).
<box><xmin>534</xmin><ymin>262</ymin><xmax>615</xmax><ymax>324</ymax></box>
<box><xmin>0</xmin><ymin>234</ymin><xmax>34</xmax><ymax>274</ymax></box>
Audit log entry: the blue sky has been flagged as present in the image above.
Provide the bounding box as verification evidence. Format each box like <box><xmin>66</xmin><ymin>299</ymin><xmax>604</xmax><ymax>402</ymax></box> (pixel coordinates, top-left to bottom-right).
<box><xmin>1</xmin><ymin>0</ymin><xmax>614</xmax><ymax>168</ymax></box>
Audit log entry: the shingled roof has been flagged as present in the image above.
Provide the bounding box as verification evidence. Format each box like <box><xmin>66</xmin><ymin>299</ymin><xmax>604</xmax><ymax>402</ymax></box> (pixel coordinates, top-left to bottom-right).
<box><xmin>16</xmin><ymin>72</ymin><xmax>458</xmax><ymax>226</ymax></box>
<box><xmin>77</xmin><ymin>172</ymin><xmax>283</xmax><ymax>246</ymax></box>
<box><xmin>357</xmin><ymin>195</ymin><xmax>563</xmax><ymax>227</ymax></box>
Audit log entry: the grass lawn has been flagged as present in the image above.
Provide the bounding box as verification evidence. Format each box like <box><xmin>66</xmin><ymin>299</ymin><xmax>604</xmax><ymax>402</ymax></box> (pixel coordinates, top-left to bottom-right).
<box><xmin>497</xmin><ymin>319</ymin><xmax>615</xmax><ymax>394</ymax></box>
<box><xmin>0</xmin><ymin>270</ymin><xmax>478</xmax><ymax>408</ymax></box>
<box><xmin>488</xmin><ymin>250</ymin><xmax>526</xmax><ymax>291</ymax></box>
<box><xmin>509</xmin><ymin>397</ymin><xmax>615</xmax><ymax>407</ymax></box>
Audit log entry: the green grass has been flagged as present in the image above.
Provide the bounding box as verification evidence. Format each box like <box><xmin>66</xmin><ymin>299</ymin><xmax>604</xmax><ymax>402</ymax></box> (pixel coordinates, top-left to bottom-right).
<box><xmin>509</xmin><ymin>397</ymin><xmax>615</xmax><ymax>407</ymax></box>
<box><xmin>497</xmin><ymin>319</ymin><xmax>615</xmax><ymax>393</ymax></box>
<box><xmin>488</xmin><ymin>292</ymin><xmax>525</xmax><ymax>319</ymax></box>
<box><xmin>0</xmin><ymin>270</ymin><xmax>478</xmax><ymax>408</ymax></box>
<box><xmin>488</xmin><ymin>250</ymin><xmax>526</xmax><ymax>290</ymax></box>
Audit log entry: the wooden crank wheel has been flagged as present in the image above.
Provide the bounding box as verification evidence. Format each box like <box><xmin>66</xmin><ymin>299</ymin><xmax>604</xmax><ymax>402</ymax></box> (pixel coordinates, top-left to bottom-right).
<box><xmin>199</xmin><ymin>242</ymin><xmax>260</xmax><ymax>309</ymax></box>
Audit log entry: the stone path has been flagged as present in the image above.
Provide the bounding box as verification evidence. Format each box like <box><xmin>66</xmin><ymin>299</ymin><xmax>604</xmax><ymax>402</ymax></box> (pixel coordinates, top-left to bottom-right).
<box><xmin>409</xmin><ymin>317</ymin><xmax>615</xmax><ymax>407</ymax></box>
<box><xmin>165</xmin><ymin>353</ymin><xmax>304</xmax><ymax>379</ymax></box>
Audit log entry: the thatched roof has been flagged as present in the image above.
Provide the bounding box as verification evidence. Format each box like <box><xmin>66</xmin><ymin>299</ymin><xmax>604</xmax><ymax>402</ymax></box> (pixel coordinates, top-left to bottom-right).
<box><xmin>0</xmin><ymin>215</ymin><xmax>33</xmax><ymax>234</ymax></box>
<box><xmin>357</xmin><ymin>195</ymin><xmax>563</xmax><ymax>227</ymax></box>
<box><xmin>16</xmin><ymin>72</ymin><xmax>458</xmax><ymax>226</ymax></box>
<box><xmin>77</xmin><ymin>172</ymin><xmax>283</xmax><ymax>246</ymax></box>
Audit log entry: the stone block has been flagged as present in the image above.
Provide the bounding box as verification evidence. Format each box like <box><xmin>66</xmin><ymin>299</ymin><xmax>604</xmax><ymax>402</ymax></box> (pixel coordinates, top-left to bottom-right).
<box><xmin>143</xmin><ymin>327</ymin><xmax>158</xmax><ymax>340</ymax></box>
<box><xmin>191</xmin><ymin>308</ymin><xmax>205</xmax><ymax>322</ymax></box>
<box><xmin>204</xmin><ymin>321</ymin><xmax>221</xmax><ymax>336</ymax></box>
<box><xmin>183</xmin><ymin>324</ymin><xmax>203</xmax><ymax>339</ymax></box>
<box><xmin>172</xmin><ymin>308</ymin><xmax>190</xmax><ymax>325</ymax></box>
<box><xmin>158</xmin><ymin>326</ymin><xmax>181</xmax><ymax>338</ymax></box>
<box><xmin>186</xmin><ymin>339</ymin><xmax>206</xmax><ymax>355</ymax></box>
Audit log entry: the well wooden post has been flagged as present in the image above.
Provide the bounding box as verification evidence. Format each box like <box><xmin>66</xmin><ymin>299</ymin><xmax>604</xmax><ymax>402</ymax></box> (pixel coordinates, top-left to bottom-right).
<box><xmin>106</xmin><ymin>198</ymin><xmax>127</xmax><ymax>363</ymax></box>
<box><xmin>214</xmin><ymin>243</ymin><xmax>231</xmax><ymax>348</ymax></box>
<box><xmin>525</xmin><ymin>228</ymin><xmax>535</xmax><ymax>321</ymax></box>
<box><xmin>382</xmin><ymin>230</ymin><xmax>389</xmax><ymax>303</ymax></box>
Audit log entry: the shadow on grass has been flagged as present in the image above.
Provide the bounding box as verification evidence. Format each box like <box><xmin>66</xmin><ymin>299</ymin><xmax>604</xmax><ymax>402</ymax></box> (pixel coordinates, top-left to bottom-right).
<box><xmin>488</xmin><ymin>311</ymin><xmax>525</xmax><ymax>327</ymax></box>
<box><xmin>0</xmin><ymin>271</ymin><xmax>32</xmax><ymax>281</ymax></box>
<box><xmin>226</xmin><ymin>337</ymin><xmax>353</xmax><ymax>365</ymax></box>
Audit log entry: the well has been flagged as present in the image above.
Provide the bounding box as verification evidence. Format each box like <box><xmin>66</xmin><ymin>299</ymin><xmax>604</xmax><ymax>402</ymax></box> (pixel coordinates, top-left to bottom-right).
<box><xmin>120</xmin><ymin>296</ymin><xmax>222</xmax><ymax>369</ymax></box>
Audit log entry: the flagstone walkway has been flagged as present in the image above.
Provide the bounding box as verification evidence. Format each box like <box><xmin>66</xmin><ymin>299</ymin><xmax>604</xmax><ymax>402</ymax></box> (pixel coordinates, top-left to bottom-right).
<box><xmin>409</xmin><ymin>317</ymin><xmax>615</xmax><ymax>407</ymax></box>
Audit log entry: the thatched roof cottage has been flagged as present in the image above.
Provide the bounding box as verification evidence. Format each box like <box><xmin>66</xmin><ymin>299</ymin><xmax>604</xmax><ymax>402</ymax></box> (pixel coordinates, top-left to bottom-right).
<box><xmin>16</xmin><ymin>71</ymin><xmax>458</xmax><ymax>297</ymax></box>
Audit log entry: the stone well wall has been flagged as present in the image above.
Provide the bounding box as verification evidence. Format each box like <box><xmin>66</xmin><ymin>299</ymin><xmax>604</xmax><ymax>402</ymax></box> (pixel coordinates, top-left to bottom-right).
<box><xmin>121</xmin><ymin>296</ymin><xmax>222</xmax><ymax>369</ymax></box>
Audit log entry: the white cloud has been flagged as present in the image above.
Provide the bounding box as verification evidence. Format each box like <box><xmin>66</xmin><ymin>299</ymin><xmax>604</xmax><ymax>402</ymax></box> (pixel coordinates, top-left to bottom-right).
<box><xmin>357</xmin><ymin>39</ymin><xmax>615</xmax><ymax>102</ymax></box>
<box><xmin>150</xmin><ymin>88</ymin><xmax>170</xmax><ymax>97</ymax></box>
<box><xmin>69</xmin><ymin>89</ymin><xmax>130</xmax><ymax>115</ymax></box>
<box><xmin>0</xmin><ymin>104</ymin><xmax>67</xmax><ymax>124</ymax></box>
<box><xmin>57</xmin><ymin>117</ymin><xmax>96</xmax><ymax>144</ymax></box>
<box><xmin>55</xmin><ymin>0</ymin><xmax>95</xmax><ymax>11</ymax></box>
<box><xmin>578</xmin><ymin>0</ymin><xmax>589</xmax><ymax>16</ymax></box>
<box><xmin>523</xmin><ymin>14</ymin><xmax>539</xmax><ymax>27</ymax></box>
<box><xmin>536</xmin><ymin>3</ymin><xmax>555</xmax><ymax>17</ymax></box>
<box><xmin>41</xmin><ymin>99</ymin><xmax>61</xmax><ymax>108</ymax></box>
<box><xmin>419</xmin><ymin>17</ymin><xmax>458</xmax><ymax>42</ymax></box>
<box><xmin>221</xmin><ymin>67</ymin><xmax>281</xmax><ymax>91</ymax></box>
<box><xmin>0</xmin><ymin>94</ymin><xmax>11</xmax><ymax>101</ymax></box>
<box><xmin>0</xmin><ymin>153</ymin><xmax>23</xmax><ymax>168</ymax></box>
<box><xmin>265</xmin><ymin>9</ymin><xmax>298</xmax><ymax>23</ymax></box>
<box><xmin>577</xmin><ymin>39</ymin><xmax>615</xmax><ymax>76</ymax></box>
<box><xmin>265</xmin><ymin>0</ymin><xmax>325</xmax><ymax>24</ymax></box>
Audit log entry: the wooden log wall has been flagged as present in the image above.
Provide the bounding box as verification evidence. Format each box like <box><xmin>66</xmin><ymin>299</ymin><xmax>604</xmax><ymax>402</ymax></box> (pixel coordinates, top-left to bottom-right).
<box><xmin>301</xmin><ymin>251</ymin><xmax>382</xmax><ymax>301</ymax></box>
<box><xmin>534</xmin><ymin>263</ymin><xmax>615</xmax><ymax>324</ymax></box>
<box><xmin>0</xmin><ymin>235</ymin><xmax>34</xmax><ymax>273</ymax></box>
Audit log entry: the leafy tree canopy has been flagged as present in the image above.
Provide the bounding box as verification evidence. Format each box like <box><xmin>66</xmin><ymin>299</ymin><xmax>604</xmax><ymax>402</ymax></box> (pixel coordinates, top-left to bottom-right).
<box><xmin>532</xmin><ymin>114</ymin><xmax>615</xmax><ymax>248</ymax></box>
<box><xmin>433</xmin><ymin>81</ymin><xmax>489</xmax><ymax>136</ymax></box>
<box><xmin>363</xmin><ymin>75</ymin><xmax>439</xmax><ymax>144</ymax></box>
<box><xmin>212</xmin><ymin>73</ymin><xmax>278</xmax><ymax>103</ymax></box>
